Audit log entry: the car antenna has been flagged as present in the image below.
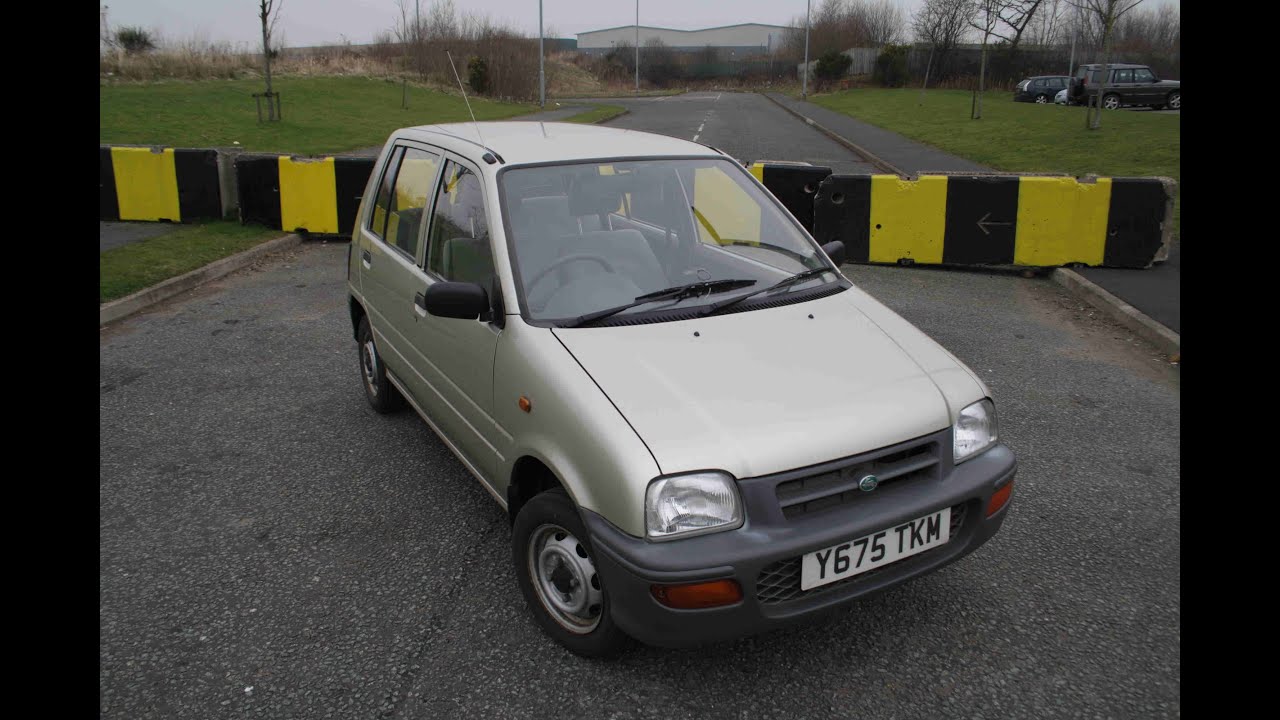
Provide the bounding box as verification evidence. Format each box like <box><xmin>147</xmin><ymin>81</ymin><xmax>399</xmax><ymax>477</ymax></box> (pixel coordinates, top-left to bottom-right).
<box><xmin>446</xmin><ymin>50</ymin><xmax>489</xmax><ymax>153</ymax></box>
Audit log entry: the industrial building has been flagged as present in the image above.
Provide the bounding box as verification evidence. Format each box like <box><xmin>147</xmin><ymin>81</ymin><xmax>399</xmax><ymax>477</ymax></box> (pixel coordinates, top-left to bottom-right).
<box><xmin>576</xmin><ymin>23</ymin><xmax>792</xmax><ymax>57</ymax></box>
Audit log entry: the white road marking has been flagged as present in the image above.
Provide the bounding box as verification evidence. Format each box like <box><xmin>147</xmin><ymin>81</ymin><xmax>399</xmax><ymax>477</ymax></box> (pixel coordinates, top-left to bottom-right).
<box><xmin>692</xmin><ymin>134</ymin><xmax>700</xmax><ymax>142</ymax></box>
<box><xmin>698</xmin><ymin>123</ymin><xmax>704</xmax><ymax>132</ymax></box>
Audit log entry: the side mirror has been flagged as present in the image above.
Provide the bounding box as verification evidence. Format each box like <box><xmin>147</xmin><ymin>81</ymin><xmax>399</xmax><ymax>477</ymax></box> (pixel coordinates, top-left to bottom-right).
<box><xmin>421</xmin><ymin>281</ymin><xmax>490</xmax><ymax>321</ymax></box>
<box><xmin>821</xmin><ymin>240</ymin><xmax>847</xmax><ymax>267</ymax></box>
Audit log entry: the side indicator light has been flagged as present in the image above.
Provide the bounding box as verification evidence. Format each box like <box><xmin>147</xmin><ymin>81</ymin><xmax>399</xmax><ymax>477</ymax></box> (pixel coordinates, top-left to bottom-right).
<box><xmin>986</xmin><ymin>481</ymin><xmax>1014</xmax><ymax>517</ymax></box>
<box><xmin>650</xmin><ymin>579</ymin><xmax>743</xmax><ymax>609</ymax></box>
<box><xmin>518</xmin><ymin>396</ymin><xmax>532</xmax><ymax>413</ymax></box>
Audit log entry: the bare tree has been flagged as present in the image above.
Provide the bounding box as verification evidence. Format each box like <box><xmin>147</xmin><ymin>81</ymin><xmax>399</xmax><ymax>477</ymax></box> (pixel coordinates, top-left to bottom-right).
<box><xmin>912</xmin><ymin>0</ymin><xmax>977</xmax><ymax>80</ymax></box>
<box><xmin>865</xmin><ymin>0</ymin><xmax>906</xmax><ymax>46</ymax></box>
<box><xmin>258</xmin><ymin>0</ymin><xmax>284</xmax><ymax>121</ymax></box>
<box><xmin>991</xmin><ymin>1</ymin><xmax>1043</xmax><ymax>52</ymax></box>
<box><xmin>1068</xmin><ymin>0</ymin><xmax>1146</xmax><ymax>129</ymax></box>
<box><xmin>969</xmin><ymin>0</ymin><xmax>998</xmax><ymax>118</ymax></box>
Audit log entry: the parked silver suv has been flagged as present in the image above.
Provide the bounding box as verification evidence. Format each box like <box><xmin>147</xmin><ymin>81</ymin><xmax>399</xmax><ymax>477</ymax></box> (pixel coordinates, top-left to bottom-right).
<box><xmin>347</xmin><ymin>122</ymin><xmax>1017</xmax><ymax>656</ymax></box>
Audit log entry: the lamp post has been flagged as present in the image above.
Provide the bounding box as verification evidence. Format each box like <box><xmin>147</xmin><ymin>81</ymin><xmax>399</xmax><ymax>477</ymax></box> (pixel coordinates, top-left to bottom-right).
<box><xmin>635</xmin><ymin>1</ymin><xmax>640</xmax><ymax>93</ymax></box>
<box><xmin>802</xmin><ymin>0</ymin><xmax>811</xmax><ymax>98</ymax></box>
<box><xmin>539</xmin><ymin>0</ymin><xmax>545</xmax><ymax>108</ymax></box>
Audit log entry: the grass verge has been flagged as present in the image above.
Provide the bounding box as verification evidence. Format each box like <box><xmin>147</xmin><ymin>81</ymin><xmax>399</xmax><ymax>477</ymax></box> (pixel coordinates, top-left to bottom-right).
<box><xmin>100</xmin><ymin>76</ymin><xmax>534</xmax><ymax>155</ymax></box>
<box><xmin>101</xmin><ymin>221</ymin><xmax>283</xmax><ymax>303</ymax></box>
<box><xmin>809</xmin><ymin>89</ymin><xmax>1179</xmax><ymax>234</ymax></box>
<box><xmin>563</xmin><ymin>104</ymin><xmax>627</xmax><ymax>124</ymax></box>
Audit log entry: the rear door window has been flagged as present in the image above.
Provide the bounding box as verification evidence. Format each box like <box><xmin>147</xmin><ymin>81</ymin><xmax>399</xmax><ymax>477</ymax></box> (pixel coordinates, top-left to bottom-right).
<box><xmin>1114</xmin><ymin>69</ymin><xmax>1134</xmax><ymax>83</ymax></box>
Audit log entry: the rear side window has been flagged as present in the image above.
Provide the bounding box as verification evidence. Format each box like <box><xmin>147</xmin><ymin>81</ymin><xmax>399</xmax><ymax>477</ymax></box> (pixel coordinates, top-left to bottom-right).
<box><xmin>1114</xmin><ymin>69</ymin><xmax>1133</xmax><ymax>83</ymax></box>
<box><xmin>427</xmin><ymin>160</ymin><xmax>495</xmax><ymax>286</ymax></box>
<box><xmin>369</xmin><ymin>146</ymin><xmax>442</xmax><ymax>258</ymax></box>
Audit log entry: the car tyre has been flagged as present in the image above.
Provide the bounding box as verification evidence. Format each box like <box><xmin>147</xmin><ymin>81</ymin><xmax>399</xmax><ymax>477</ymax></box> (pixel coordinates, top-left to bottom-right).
<box><xmin>357</xmin><ymin>315</ymin><xmax>405</xmax><ymax>414</ymax></box>
<box><xmin>1166</xmin><ymin>91</ymin><xmax>1180</xmax><ymax>110</ymax></box>
<box><xmin>513</xmin><ymin>488</ymin><xmax>631</xmax><ymax>658</ymax></box>
<box><xmin>1035</xmin><ymin>94</ymin><xmax>1049</xmax><ymax>104</ymax></box>
<box><xmin>1102</xmin><ymin>93</ymin><xmax>1121</xmax><ymax>110</ymax></box>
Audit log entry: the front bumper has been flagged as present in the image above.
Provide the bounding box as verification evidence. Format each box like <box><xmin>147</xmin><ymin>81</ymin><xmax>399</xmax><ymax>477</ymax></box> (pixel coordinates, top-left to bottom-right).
<box><xmin>584</xmin><ymin>439</ymin><xmax>1017</xmax><ymax>649</ymax></box>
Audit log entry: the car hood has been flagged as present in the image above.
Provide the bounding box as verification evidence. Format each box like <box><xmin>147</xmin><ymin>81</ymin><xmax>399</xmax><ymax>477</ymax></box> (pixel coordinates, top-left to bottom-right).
<box><xmin>552</xmin><ymin>288</ymin><xmax>984</xmax><ymax>480</ymax></box>
<box><xmin>1157</xmin><ymin>80</ymin><xmax>1180</xmax><ymax>87</ymax></box>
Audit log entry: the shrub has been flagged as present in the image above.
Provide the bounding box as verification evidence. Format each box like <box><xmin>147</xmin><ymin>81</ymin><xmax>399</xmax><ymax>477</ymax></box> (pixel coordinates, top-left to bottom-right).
<box><xmin>874</xmin><ymin>44</ymin><xmax>910</xmax><ymax>87</ymax></box>
<box><xmin>814</xmin><ymin>50</ymin><xmax>852</xmax><ymax>81</ymax></box>
<box><xmin>467</xmin><ymin>56</ymin><xmax>490</xmax><ymax>94</ymax></box>
<box><xmin>115</xmin><ymin>26</ymin><xmax>156</xmax><ymax>55</ymax></box>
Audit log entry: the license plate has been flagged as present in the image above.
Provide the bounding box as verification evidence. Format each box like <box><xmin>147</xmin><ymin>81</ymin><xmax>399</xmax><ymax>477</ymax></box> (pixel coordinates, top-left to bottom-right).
<box><xmin>800</xmin><ymin>509</ymin><xmax>951</xmax><ymax>591</ymax></box>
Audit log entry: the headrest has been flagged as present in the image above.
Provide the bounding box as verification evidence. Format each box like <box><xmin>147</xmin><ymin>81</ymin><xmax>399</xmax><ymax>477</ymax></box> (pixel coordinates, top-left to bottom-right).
<box><xmin>567</xmin><ymin>180</ymin><xmax>621</xmax><ymax>217</ymax></box>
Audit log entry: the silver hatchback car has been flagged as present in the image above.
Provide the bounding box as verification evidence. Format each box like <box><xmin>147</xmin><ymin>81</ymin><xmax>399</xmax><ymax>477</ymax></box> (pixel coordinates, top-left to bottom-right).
<box><xmin>347</xmin><ymin>122</ymin><xmax>1016</xmax><ymax>657</ymax></box>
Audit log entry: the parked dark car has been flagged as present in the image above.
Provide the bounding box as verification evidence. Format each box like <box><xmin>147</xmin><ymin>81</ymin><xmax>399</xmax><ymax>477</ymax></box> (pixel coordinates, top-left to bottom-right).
<box><xmin>1069</xmin><ymin>63</ymin><xmax>1180</xmax><ymax>110</ymax></box>
<box><xmin>1013</xmin><ymin>76</ymin><xmax>1071</xmax><ymax>104</ymax></box>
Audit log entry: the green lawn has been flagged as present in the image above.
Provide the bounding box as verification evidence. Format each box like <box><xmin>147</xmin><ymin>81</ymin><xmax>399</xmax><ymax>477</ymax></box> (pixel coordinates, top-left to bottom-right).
<box><xmin>101</xmin><ymin>221</ymin><xmax>283</xmax><ymax>303</ymax></box>
<box><xmin>563</xmin><ymin>104</ymin><xmax>627</xmax><ymax>124</ymax></box>
<box><xmin>809</xmin><ymin>89</ymin><xmax>1180</xmax><ymax>234</ymax></box>
<box><xmin>100</xmin><ymin>76</ymin><xmax>535</xmax><ymax>155</ymax></box>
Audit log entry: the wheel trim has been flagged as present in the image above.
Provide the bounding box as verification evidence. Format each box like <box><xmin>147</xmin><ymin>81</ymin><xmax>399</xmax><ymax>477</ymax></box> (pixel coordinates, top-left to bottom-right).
<box><xmin>528</xmin><ymin>524</ymin><xmax>603</xmax><ymax>634</ymax></box>
<box><xmin>1103</xmin><ymin>95</ymin><xmax>1119</xmax><ymax>109</ymax></box>
<box><xmin>362</xmin><ymin>340</ymin><xmax>379</xmax><ymax>396</ymax></box>
<box><xmin>1169</xmin><ymin>94</ymin><xmax>1180</xmax><ymax>109</ymax></box>
<box><xmin>1036</xmin><ymin>95</ymin><xmax>1047</xmax><ymax>103</ymax></box>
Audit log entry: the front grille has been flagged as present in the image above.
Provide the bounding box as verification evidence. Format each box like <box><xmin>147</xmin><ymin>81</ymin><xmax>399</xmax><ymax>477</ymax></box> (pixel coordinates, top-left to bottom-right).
<box><xmin>755</xmin><ymin>503</ymin><xmax>968</xmax><ymax>605</ymax></box>
<box><xmin>775</xmin><ymin>438</ymin><xmax>940</xmax><ymax>520</ymax></box>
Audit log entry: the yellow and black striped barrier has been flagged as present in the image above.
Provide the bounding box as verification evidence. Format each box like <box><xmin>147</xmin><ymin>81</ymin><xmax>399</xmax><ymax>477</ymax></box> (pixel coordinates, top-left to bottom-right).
<box><xmin>810</xmin><ymin>173</ymin><xmax>1174</xmax><ymax>269</ymax></box>
<box><xmin>100</xmin><ymin>146</ymin><xmax>223</xmax><ymax>222</ymax></box>
<box><xmin>747</xmin><ymin>162</ymin><xmax>832</xmax><ymax>231</ymax></box>
<box><xmin>236</xmin><ymin>154</ymin><xmax>375</xmax><ymax>235</ymax></box>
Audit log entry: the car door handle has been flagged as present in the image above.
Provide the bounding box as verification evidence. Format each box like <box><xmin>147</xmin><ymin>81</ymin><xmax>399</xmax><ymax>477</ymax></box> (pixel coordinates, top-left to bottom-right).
<box><xmin>414</xmin><ymin>292</ymin><xmax>428</xmax><ymax>317</ymax></box>
<box><xmin>361</xmin><ymin>249</ymin><xmax>372</xmax><ymax>268</ymax></box>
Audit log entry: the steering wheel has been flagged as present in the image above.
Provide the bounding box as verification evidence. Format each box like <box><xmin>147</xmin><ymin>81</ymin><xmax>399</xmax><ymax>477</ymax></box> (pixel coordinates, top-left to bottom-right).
<box><xmin>525</xmin><ymin>253</ymin><xmax>617</xmax><ymax>295</ymax></box>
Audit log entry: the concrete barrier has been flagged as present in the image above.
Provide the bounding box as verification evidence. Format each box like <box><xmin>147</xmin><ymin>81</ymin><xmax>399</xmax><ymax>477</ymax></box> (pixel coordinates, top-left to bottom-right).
<box><xmin>99</xmin><ymin>146</ymin><xmax>222</xmax><ymax>223</ymax></box>
<box><xmin>811</xmin><ymin>173</ymin><xmax>1174</xmax><ymax>269</ymax></box>
<box><xmin>235</xmin><ymin>153</ymin><xmax>375</xmax><ymax>235</ymax></box>
<box><xmin>747</xmin><ymin>162</ymin><xmax>832</xmax><ymax>231</ymax></box>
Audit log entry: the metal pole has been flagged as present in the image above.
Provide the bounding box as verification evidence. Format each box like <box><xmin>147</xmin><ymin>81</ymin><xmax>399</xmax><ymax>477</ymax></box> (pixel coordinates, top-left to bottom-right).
<box><xmin>802</xmin><ymin>0</ymin><xmax>811</xmax><ymax>98</ymax></box>
<box><xmin>539</xmin><ymin>0</ymin><xmax>545</xmax><ymax>107</ymax></box>
<box><xmin>635</xmin><ymin>0</ymin><xmax>640</xmax><ymax>92</ymax></box>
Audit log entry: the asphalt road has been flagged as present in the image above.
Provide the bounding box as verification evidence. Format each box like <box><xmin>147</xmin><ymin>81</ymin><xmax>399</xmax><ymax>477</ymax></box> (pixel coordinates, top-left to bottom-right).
<box><xmin>567</xmin><ymin>92</ymin><xmax>879</xmax><ymax>174</ymax></box>
<box><xmin>100</xmin><ymin>242</ymin><xmax>1180</xmax><ymax>719</ymax></box>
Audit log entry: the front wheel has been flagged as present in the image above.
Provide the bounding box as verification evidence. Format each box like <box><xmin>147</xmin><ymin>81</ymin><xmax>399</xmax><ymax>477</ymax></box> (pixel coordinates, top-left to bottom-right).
<box><xmin>513</xmin><ymin>489</ymin><xmax>630</xmax><ymax>657</ymax></box>
<box><xmin>1166</xmin><ymin>91</ymin><xmax>1180</xmax><ymax>110</ymax></box>
<box><xmin>356</xmin><ymin>316</ymin><xmax>404</xmax><ymax>414</ymax></box>
<box><xmin>1102</xmin><ymin>93</ymin><xmax>1121</xmax><ymax>110</ymax></box>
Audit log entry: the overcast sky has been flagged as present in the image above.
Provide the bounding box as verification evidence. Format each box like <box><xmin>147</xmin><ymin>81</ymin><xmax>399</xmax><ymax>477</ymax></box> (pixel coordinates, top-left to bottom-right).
<box><xmin>101</xmin><ymin>0</ymin><xmax>1178</xmax><ymax>49</ymax></box>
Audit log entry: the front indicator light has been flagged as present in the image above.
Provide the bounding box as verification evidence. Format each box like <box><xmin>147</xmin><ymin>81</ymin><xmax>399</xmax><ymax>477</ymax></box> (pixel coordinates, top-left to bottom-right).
<box><xmin>987</xmin><ymin>481</ymin><xmax>1014</xmax><ymax>517</ymax></box>
<box><xmin>650</xmin><ymin>579</ymin><xmax>743</xmax><ymax>609</ymax></box>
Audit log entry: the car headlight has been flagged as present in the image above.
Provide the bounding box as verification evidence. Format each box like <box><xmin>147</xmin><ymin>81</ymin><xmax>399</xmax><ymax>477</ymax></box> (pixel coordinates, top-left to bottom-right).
<box><xmin>645</xmin><ymin>472</ymin><xmax>744</xmax><ymax>540</ymax></box>
<box><xmin>954</xmin><ymin>399</ymin><xmax>998</xmax><ymax>463</ymax></box>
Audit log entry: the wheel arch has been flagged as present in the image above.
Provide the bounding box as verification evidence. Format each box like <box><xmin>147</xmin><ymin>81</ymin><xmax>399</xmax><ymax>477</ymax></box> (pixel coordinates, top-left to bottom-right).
<box><xmin>349</xmin><ymin>295</ymin><xmax>367</xmax><ymax>341</ymax></box>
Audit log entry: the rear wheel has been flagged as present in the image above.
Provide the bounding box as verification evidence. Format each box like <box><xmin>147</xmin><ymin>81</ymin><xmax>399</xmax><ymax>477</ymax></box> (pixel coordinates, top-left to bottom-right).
<box><xmin>357</xmin><ymin>316</ymin><xmax>404</xmax><ymax>414</ymax></box>
<box><xmin>513</xmin><ymin>489</ymin><xmax>630</xmax><ymax>657</ymax></box>
<box><xmin>1035</xmin><ymin>94</ymin><xmax>1049</xmax><ymax>104</ymax></box>
<box><xmin>1166</xmin><ymin>91</ymin><xmax>1180</xmax><ymax>110</ymax></box>
<box><xmin>1102</xmin><ymin>93</ymin><xmax>1121</xmax><ymax>110</ymax></box>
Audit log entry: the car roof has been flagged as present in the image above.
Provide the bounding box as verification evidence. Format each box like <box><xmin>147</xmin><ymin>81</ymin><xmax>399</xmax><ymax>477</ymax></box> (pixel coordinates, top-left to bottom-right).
<box><xmin>1080</xmin><ymin>63</ymin><xmax>1148</xmax><ymax>69</ymax></box>
<box><xmin>1028</xmin><ymin>75</ymin><xmax>1069</xmax><ymax>79</ymax></box>
<box><xmin>391</xmin><ymin>122</ymin><xmax>724</xmax><ymax>168</ymax></box>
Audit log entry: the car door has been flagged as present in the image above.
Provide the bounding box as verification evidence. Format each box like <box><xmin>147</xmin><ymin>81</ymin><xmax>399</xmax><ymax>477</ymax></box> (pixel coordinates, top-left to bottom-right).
<box><xmin>1111</xmin><ymin>68</ymin><xmax>1134</xmax><ymax>104</ymax></box>
<box><xmin>1132</xmin><ymin>67</ymin><xmax>1158</xmax><ymax>103</ymax></box>
<box><xmin>411</xmin><ymin>155</ymin><xmax>506</xmax><ymax>485</ymax></box>
<box><xmin>356</xmin><ymin>143</ymin><xmax>444</xmax><ymax>398</ymax></box>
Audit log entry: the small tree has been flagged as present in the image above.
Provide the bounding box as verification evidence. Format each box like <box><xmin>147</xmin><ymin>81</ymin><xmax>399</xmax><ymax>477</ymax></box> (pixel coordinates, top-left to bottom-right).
<box><xmin>258</xmin><ymin>1</ymin><xmax>284</xmax><ymax>122</ymax></box>
<box><xmin>814</xmin><ymin>50</ymin><xmax>852</xmax><ymax>82</ymax></box>
<box><xmin>115</xmin><ymin>26</ymin><xmax>155</xmax><ymax>55</ymax></box>
<box><xmin>467</xmin><ymin>56</ymin><xmax>490</xmax><ymax>94</ymax></box>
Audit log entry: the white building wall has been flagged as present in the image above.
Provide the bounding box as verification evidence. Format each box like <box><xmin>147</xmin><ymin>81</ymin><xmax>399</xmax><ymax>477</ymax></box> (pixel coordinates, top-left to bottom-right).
<box><xmin>577</xmin><ymin>23</ymin><xmax>791</xmax><ymax>51</ymax></box>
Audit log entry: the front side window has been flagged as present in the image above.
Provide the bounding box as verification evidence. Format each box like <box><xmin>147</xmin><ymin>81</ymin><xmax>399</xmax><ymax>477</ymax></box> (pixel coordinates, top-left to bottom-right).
<box><xmin>1134</xmin><ymin>68</ymin><xmax>1155</xmax><ymax>83</ymax></box>
<box><xmin>500</xmin><ymin>158</ymin><xmax>838</xmax><ymax>324</ymax></box>
<box><xmin>427</xmin><ymin>160</ymin><xmax>496</xmax><ymax>287</ymax></box>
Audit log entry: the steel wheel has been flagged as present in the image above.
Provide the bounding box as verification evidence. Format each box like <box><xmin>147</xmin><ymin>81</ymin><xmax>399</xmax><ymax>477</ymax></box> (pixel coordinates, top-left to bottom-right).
<box><xmin>527</xmin><ymin>523</ymin><xmax>603</xmax><ymax>634</ymax></box>
<box><xmin>1167</xmin><ymin>92</ymin><xmax>1180</xmax><ymax>109</ymax></box>
<box><xmin>361</xmin><ymin>340</ymin><xmax>379</xmax><ymax>398</ymax></box>
<box><xmin>1102</xmin><ymin>94</ymin><xmax>1120</xmax><ymax>110</ymax></box>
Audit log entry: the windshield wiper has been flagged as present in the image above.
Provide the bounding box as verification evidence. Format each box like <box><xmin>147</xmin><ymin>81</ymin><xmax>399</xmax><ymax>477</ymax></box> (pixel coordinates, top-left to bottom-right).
<box><xmin>697</xmin><ymin>266</ymin><xmax>837</xmax><ymax>317</ymax></box>
<box><xmin>560</xmin><ymin>279</ymin><xmax>757</xmax><ymax>328</ymax></box>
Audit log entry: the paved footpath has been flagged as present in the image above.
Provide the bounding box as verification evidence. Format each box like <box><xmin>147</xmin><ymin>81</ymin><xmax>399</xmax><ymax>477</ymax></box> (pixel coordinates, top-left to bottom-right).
<box><xmin>766</xmin><ymin>93</ymin><xmax>1180</xmax><ymax>334</ymax></box>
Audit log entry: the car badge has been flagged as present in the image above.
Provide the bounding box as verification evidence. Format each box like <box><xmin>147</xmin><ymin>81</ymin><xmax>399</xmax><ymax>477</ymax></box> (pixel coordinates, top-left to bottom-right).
<box><xmin>858</xmin><ymin>474</ymin><xmax>880</xmax><ymax>492</ymax></box>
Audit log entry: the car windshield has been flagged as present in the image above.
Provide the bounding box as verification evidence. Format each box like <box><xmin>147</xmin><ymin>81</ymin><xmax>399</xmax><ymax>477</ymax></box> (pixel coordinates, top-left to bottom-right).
<box><xmin>500</xmin><ymin>158</ymin><xmax>838</xmax><ymax>324</ymax></box>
